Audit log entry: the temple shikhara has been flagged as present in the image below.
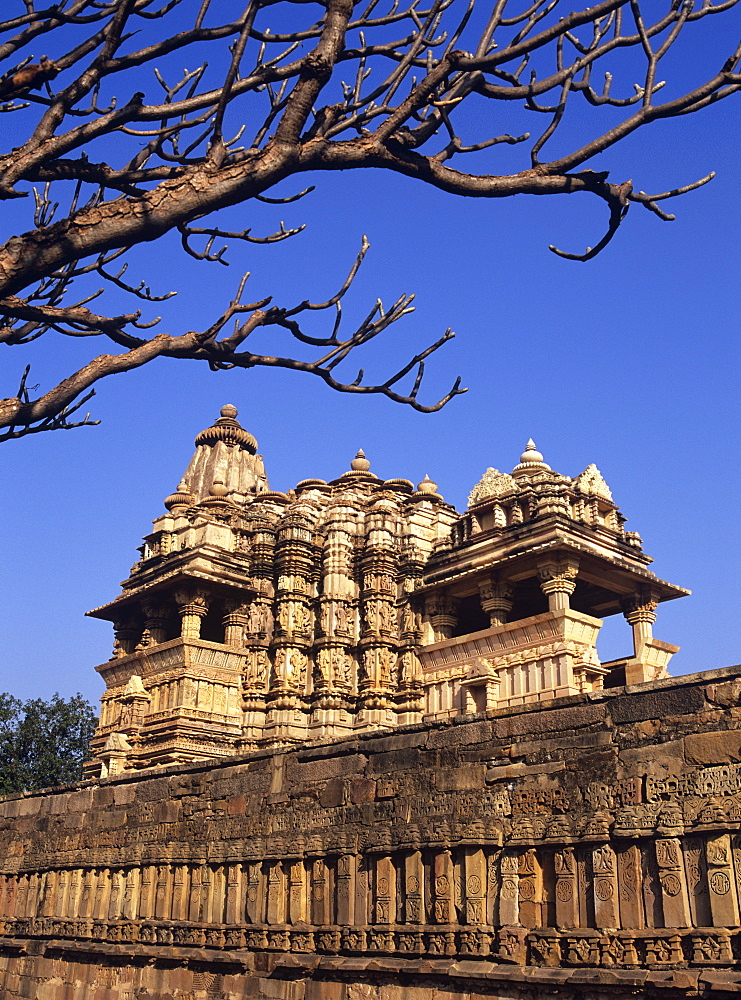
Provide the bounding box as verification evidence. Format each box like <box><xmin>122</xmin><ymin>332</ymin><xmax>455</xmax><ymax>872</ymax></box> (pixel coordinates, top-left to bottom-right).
<box><xmin>87</xmin><ymin>406</ymin><xmax>687</xmax><ymax>775</ymax></box>
<box><xmin>4</xmin><ymin>408</ymin><xmax>741</xmax><ymax>1000</ymax></box>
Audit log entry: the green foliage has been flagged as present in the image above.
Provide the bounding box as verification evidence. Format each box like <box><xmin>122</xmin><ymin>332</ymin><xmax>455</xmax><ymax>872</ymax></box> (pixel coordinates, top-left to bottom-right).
<box><xmin>0</xmin><ymin>692</ymin><xmax>96</xmax><ymax>794</ymax></box>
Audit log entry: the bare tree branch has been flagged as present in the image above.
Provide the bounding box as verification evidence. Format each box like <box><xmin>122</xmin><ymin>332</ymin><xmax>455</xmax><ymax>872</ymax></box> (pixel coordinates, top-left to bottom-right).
<box><xmin>0</xmin><ymin>0</ymin><xmax>738</xmax><ymax>438</ymax></box>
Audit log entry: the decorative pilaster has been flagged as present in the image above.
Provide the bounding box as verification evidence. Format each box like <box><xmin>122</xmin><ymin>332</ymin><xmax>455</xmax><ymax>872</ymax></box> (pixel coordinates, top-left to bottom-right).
<box><xmin>374</xmin><ymin>854</ymin><xmax>395</xmax><ymax>924</ymax></box>
<box><xmin>592</xmin><ymin>844</ymin><xmax>619</xmax><ymax>928</ymax></box>
<box><xmin>554</xmin><ymin>848</ymin><xmax>579</xmax><ymax>928</ymax></box>
<box><xmin>463</xmin><ymin>848</ymin><xmax>487</xmax><ymax>924</ymax></box>
<box><xmin>706</xmin><ymin>834</ymin><xmax>741</xmax><ymax>927</ymax></box>
<box><xmin>310</xmin><ymin>858</ymin><xmax>331</xmax><ymax>926</ymax></box>
<box><xmin>403</xmin><ymin>851</ymin><xmax>424</xmax><ymax>924</ymax></box>
<box><xmin>498</xmin><ymin>851</ymin><xmax>520</xmax><ymax>926</ymax></box>
<box><xmin>336</xmin><ymin>853</ymin><xmax>356</xmax><ymax>925</ymax></box>
<box><xmin>432</xmin><ymin>850</ymin><xmax>454</xmax><ymax>923</ymax></box>
<box><xmin>266</xmin><ymin>861</ymin><xmax>286</xmax><ymax>924</ymax></box>
<box><xmin>288</xmin><ymin>860</ymin><xmax>307</xmax><ymax>924</ymax></box>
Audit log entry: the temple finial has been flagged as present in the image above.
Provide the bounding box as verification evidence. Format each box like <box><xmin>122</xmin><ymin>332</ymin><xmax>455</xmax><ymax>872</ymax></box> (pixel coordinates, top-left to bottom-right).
<box><xmin>350</xmin><ymin>449</ymin><xmax>371</xmax><ymax>472</ymax></box>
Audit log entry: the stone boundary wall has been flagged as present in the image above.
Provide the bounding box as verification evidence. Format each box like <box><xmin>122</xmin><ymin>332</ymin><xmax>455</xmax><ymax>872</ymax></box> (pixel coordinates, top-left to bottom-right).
<box><xmin>2</xmin><ymin>664</ymin><xmax>741</xmax><ymax>999</ymax></box>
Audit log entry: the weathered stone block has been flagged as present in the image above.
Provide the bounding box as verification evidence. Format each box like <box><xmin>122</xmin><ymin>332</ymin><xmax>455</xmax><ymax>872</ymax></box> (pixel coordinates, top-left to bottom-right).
<box><xmin>609</xmin><ymin>686</ymin><xmax>705</xmax><ymax>724</ymax></box>
<box><xmin>684</xmin><ymin>730</ymin><xmax>741</xmax><ymax>765</ymax></box>
<box><xmin>349</xmin><ymin>778</ymin><xmax>376</xmax><ymax>804</ymax></box>
<box><xmin>495</xmin><ymin>703</ymin><xmax>605</xmax><ymax>738</ymax></box>
<box><xmin>434</xmin><ymin>765</ymin><xmax>485</xmax><ymax>791</ymax></box>
<box><xmin>426</xmin><ymin>720</ymin><xmax>494</xmax><ymax>749</ymax></box>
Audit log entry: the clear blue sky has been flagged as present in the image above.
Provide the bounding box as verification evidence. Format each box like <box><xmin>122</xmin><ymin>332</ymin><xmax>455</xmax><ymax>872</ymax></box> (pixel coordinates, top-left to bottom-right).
<box><xmin>1</xmin><ymin>8</ymin><xmax>739</xmax><ymax>708</ymax></box>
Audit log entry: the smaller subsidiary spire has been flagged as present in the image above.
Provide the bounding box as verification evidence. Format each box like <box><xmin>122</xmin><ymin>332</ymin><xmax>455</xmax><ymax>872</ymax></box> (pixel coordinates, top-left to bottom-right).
<box><xmin>417</xmin><ymin>474</ymin><xmax>438</xmax><ymax>494</ymax></box>
<box><xmin>164</xmin><ymin>479</ymin><xmax>192</xmax><ymax>512</ymax></box>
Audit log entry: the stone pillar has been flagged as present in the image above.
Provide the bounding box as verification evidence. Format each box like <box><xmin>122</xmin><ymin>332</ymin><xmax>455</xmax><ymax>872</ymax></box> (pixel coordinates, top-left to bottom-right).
<box><xmin>266</xmin><ymin>861</ymin><xmax>286</xmax><ymax>925</ymax></box>
<box><xmin>172</xmin><ymin>865</ymin><xmax>189</xmax><ymax>922</ymax></box>
<box><xmin>288</xmin><ymin>861</ymin><xmax>307</xmax><ymax>925</ymax></box>
<box><xmin>154</xmin><ymin>865</ymin><xmax>171</xmax><ymax>920</ymax></box>
<box><xmin>310</xmin><ymin>858</ymin><xmax>331</xmax><ymax>926</ymax></box>
<box><xmin>518</xmin><ymin>848</ymin><xmax>543</xmax><ymax>929</ymax></box>
<box><xmin>479</xmin><ymin>579</ymin><xmax>513</xmax><ymax>628</ymax></box>
<box><xmin>212</xmin><ymin>865</ymin><xmax>227</xmax><ymax>924</ymax></box>
<box><xmin>176</xmin><ymin>591</ymin><xmax>208</xmax><ymax>639</ymax></box>
<box><xmin>655</xmin><ymin>838</ymin><xmax>692</xmax><ymax>928</ymax></box>
<box><xmin>139</xmin><ymin>865</ymin><xmax>156</xmax><ymax>919</ymax></box>
<box><xmin>121</xmin><ymin>868</ymin><xmax>139</xmax><ymax>921</ymax></box>
<box><xmin>200</xmin><ymin>865</ymin><xmax>214</xmax><ymax>923</ymax></box>
<box><xmin>554</xmin><ymin>848</ymin><xmax>579</xmax><ymax>928</ymax></box>
<box><xmin>432</xmin><ymin>850</ymin><xmax>454</xmax><ymax>924</ymax></box>
<box><xmin>705</xmin><ymin>834</ymin><xmax>741</xmax><ymax>927</ymax></box>
<box><xmin>404</xmin><ymin>851</ymin><xmax>424</xmax><ymax>924</ymax></box>
<box><xmin>112</xmin><ymin>618</ymin><xmax>140</xmax><ymax>657</ymax></box>
<box><xmin>336</xmin><ymin>854</ymin><xmax>356</xmax><ymax>925</ymax></box>
<box><xmin>537</xmin><ymin>560</ymin><xmax>579</xmax><ymax>612</ymax></box>
<box><xmin>498</xmin><ymin>851</ymin><xmax>520</xmax><ymax>926</ymax></box>
<box><xmin>56</xmin><ymin>871</ymin><xmax>69</xmax><ymax>920</ymax></box>
<box><xmin>592</xmin><ymin>844</ymin><xmax>619</xmax><ymax>929</ymax></box>
<box><xmin>224</xmin><ymin>864</ymin><xmax>241</xmax><ymax>924</ymax></box>
<box><xmin>79</xmin><ymin>870</ymin><xmax>93</xmax><ymax>919</ymax></box>
<box><xmin>188</xmin><ymin>865</ymin><xmax>202</xmax><ymax>923</ymax></box>
<box><xmin>427</xmin><ymin>596</ymin><xmax>459</xmax><ymax>642</ymax></box>
<box><xmin>223</xmin><ymin>603</ymin><xmax>249</xmax><ymax>648</ymax></box>
<box><xmin>38</xmin><ymin>871</ymin><xmax>55</xmax><ymax>917</ymax></box>
<box><xmin>14</xmin><ymin>875</ymin><xmax>28</xmax><ymax>918</ymax></box>
<box><xmin>463</xmin><ymin>848</ymin><xmax>487</xmax><ymax>924</ymax></box>
<box><xmin>622</xmin><ymin>594</ymin><xmax>658</xmax><ymax>655</ymax></box>
<box><xmin>0</xmin><ymin>876</ymin><xmax>11</xmax><ymax>918</ymax></box>
<box><xmin>67</xmin><ymin>870</ymin><xmax>81</xmax><ymax>921</ymax></box>
<box><xmin>355</xmin><ymin>858</ymin><xmax>371</xmax><ymax>926</ymax></box>
<box><xmin>142</xmin><ymin>602</ymin><xmax>169</xmax><ymax>646</ymax></box>
<box><xmin>107</xmin><ymin>869</ymin><xmax>122</xmax><ymax>920</ymax></box>
<box><xmin>245</xmin><ymin>862</ymin><xmax>264</xmax><ymax>924</ymax></box>
<box><xmin>616</xmin><ymin>844</ymin><xmax>644</xmax><ymax>930</ymax></box>
<box><xmin>374</xmin><ymin>854</ymin><xmax>396</xmax><ymax>924</ymax></box>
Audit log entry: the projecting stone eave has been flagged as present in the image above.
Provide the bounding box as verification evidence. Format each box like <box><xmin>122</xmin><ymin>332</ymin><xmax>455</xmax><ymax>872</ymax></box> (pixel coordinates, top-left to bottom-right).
<box><xmin>418</xmin><ymin>531</ymin><xmax>690</xmax><ymax>610</ymax></box>
<box><xmin>86</xmin><ymin>565</ymin><xmax>257</xmax><ymax>623</ymax></box>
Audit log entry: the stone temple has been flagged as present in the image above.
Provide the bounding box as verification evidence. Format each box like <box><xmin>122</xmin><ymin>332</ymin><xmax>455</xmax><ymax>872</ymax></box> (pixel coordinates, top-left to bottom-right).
<box><xmin>2</xmin><ymin>408</ymin><xmax>741</xmax><ymax>1000</ymax></box>
<box><xmin>87</xmin><ymin>406</ymin><xmax>686</xmax><ymax>775</ymax></box>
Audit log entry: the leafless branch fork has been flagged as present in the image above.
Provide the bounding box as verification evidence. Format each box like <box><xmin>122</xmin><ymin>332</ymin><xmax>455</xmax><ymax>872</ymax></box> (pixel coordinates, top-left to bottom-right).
<box><xmin>0</xmin><ymin>0</ymin><xmax>738</xmax><ymax>438</ymax></box>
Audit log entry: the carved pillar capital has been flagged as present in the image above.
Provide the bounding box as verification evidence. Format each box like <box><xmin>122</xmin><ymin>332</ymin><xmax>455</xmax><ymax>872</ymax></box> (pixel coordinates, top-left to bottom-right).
<box><xmin>174</xmin><ymin>589</ymin><xmax>209</xmax><ymax>639</ymax></box>
<box><xmin>141</xmin><ymin>601</ymin><xmax>169</xmax><ymax>646</ymax></box>
<box><xmin>112</xmin><ymin>619</ymin><xmax>140</xmax><ymax>658</ymax></box>
<box><xmin>426</xmin><ymin>594</ymin><xmax>459</xmax><ymax>641</ymax></box>
<box><xmin>537</xmin><ymin>558</ymin><xmax>579</xmax><ymax>611</ymax></box>
<box><xmin>622</xmin><ymin>587</ymin><xmax>660</xmax><ymax>652</ymax></box>
<box><xmin>223</xmin><ymin>603</ymin><xmax>249</xmax><ymax>647</ymax></box>
<box><xmin>478</xmin><ymin>577</ymin><xmax>514</xmax><ymax>627</ymax></box>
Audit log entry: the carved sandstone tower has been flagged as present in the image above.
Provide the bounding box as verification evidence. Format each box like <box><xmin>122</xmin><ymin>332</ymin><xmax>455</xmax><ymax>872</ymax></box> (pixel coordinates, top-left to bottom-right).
<box><xmin>86</xmin><ymin>412</ymin><xmax>687</xmax><ymax>775</ymax></box>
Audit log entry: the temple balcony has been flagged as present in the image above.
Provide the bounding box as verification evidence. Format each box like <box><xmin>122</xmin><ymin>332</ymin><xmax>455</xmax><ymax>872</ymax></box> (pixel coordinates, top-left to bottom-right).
<box><xmin>90</xmin><ymin>638</ymin><xmax>248</xmax><ymax>771</ymax></box>
<box><xmin>419</xmin><ymin>609</ymin><xmax>608</xmax><ymax>722</ymax></box>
